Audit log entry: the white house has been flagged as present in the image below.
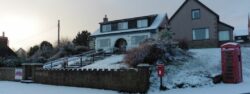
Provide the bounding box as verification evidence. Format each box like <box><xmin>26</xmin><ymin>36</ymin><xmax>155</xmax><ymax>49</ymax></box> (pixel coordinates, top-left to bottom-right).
<box><xmin>91</xmin><ymin>13</ymin><xmax>168</xmax><ymax>53</ymax></box>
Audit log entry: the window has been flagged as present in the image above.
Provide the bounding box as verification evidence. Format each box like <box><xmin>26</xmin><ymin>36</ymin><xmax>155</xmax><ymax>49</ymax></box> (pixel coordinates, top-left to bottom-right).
<box><xmin>137</xmin><ymin>19</ymin><xmax>148</xmax><ymax>28</ymax></box>
<box><xmin>237</xmin><ymin>37</ymin><xmax>242</xmax><ymax>40</ymax></box>
<box><xmin>118</xmin><ymin>22</ymin><xmax>128</xmax><ymax>30</ymax></box>
<box><xmin>219</xmin><ymin>31</ymin><xmax>230</xmax><ymax>41</ymax></box>
<box><xmin>102</xmin><ymin>24</ymin><xmax>111</xmax><ymax>32</ymax></box>
<box><xmin>98</xmin><ymin>39</ymin><xmax>111</xmax><ymax>48</ymax></box>
<box><xmin>192</xmin><ymin>28</ymin><xmax>209</xmax><ymax>40</ymax></box>
<box><xmin>192</xmin><ymin>9</ymin><xmax>200</xmax><ymax>20</ymax></box>
<box><xmin>131</xmin><ymin>35</ymin><xmax>148</xmax><ymax>45</ymax></box>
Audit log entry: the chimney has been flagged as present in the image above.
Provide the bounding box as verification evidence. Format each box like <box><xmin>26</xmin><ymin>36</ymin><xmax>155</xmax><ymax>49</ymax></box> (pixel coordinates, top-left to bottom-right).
<box><xmin>2</xmin><ymin>32</ymin><xmax>4</xmax><ymax>37</ymax></box>
<box><xmin>103</xmin><ymin>15</ymin><xmax>108</xmax><ymax>23</ymax></box>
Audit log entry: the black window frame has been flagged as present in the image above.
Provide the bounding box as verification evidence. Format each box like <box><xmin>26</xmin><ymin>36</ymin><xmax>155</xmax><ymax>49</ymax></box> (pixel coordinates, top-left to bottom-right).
<box><xmin>192</xmin><ymin>27</ymin><xmax>210</xmax><ymax>41</ymax></box>
<box><xmin>192</xmin><ymin>9</ymin><xmax>201</xmax><ymax>20</ymax></box>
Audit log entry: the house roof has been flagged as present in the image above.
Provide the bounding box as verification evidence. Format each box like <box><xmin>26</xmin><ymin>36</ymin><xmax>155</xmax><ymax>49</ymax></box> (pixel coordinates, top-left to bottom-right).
<box><xmin>169</xmin><ymin>0</ymin><xmax>219</xmax><ymax>23</ymax></box>
<box><xmin>99</xmin><ymin>14</ymin><xmax>157</xmax><ymax>25</ymax></box>
<box><xmin>91</xmin><ymin>13</ymin><xmax>168</xmax><ymax>37</ymax></box>
<box><xmin>0</xmin><ymin>45</ymin><xmax>17</xmax><ymax>58</ymax></box>
<box><xmin>219</xmin><ymin>21</ymin><xmax>234</xmax><ymax>30</ymax></box>
<box><xmin>169</xmin><ymin>0</ymin><xmax>234</xmax><ymax>32</ymax></box>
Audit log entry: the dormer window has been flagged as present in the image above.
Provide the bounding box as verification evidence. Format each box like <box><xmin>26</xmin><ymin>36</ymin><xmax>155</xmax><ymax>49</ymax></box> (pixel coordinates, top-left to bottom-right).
<box><xmin>118</xmin><ymin>22</ymin><xmax>128</xmax><ymax>30</ymax></box>
<box><xmin>102</xmin><ymin>24</ymin><xmax>111</xmax><ymax>32</ymax></box>
<box><xmin>137</xmin><ymin>19</ymin><xmax>148</xmax><ymax>28</ymax></box>
<box><xmin>192</xmin><ymin>9</ymin><xmax>201</xmax><ymax>20</ymax></box>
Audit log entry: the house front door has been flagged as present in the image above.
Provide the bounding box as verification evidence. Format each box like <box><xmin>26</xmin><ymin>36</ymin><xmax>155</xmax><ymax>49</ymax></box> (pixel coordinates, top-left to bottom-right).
<box><xmin>114</xmin><ymin>38</ymin><xmax>127</xmax><ymax>54</ymax></box>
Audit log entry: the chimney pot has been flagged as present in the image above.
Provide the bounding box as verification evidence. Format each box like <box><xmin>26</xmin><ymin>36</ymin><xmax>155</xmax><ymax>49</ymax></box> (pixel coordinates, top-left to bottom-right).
<box><xmin>103</xmin><ymin>15</ymin><xmax>108</xmax><ymax>23</ymax></box>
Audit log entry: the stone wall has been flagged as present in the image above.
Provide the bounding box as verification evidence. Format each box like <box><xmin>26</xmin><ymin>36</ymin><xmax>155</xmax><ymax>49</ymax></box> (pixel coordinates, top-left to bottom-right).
<box><xmin>34</xmin><ymin>66</ymin><xmax>150</xmax><ymax>93</ymax></box>
<box><xmin>0</xmin><ymin>67</ymin><xmax>15</xmax><ymax>81</ymax></box>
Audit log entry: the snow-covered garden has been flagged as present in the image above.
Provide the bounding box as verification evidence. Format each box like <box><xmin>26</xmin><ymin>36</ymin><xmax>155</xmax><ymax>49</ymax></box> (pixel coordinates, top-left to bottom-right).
<box><xmin>149</xmin><ymin>47</ymin><xmax>250</xmax><ymax>94</ymax></box>
<box><xmin>1</xmin><ymin>47</ymin><xmax>250</xmax><ymax>94</ymax></box>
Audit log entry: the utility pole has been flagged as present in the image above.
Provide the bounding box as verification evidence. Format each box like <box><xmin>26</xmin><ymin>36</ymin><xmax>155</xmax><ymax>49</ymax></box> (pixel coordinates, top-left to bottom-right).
<box><xmin>58</xmin><ymin>20</ymin><xmax>61</xmax><ymax>47</ymax></box>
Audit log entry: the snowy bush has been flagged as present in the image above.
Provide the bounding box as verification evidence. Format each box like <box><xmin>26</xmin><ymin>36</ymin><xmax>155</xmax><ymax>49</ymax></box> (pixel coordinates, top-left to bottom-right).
<box><xmin>123</xmin><ymin>43</ymin><xmax>164</xmax><ymax>67</ymax></box>
<box><xmin>0</xmin><ymin>57</ymin><xmax>23</xmax><ymax>67</ymax></box>
<box><xmin>178</xmin><ymin>39</ymin><xmax>189</xmax><ymax>51</ymax></box>
<box><xmin>123</xmin><ymin>28</ymin><xmax>190</xmax><ymax>67</ymax></box>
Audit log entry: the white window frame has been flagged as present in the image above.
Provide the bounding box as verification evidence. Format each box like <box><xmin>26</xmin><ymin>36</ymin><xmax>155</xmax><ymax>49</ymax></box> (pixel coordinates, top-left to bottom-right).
<box><xmin>102</xmin><ymin>24</ymin><xmax>111</xmax><ymax>32</ymax></box>
<box><xmin>98</xmin><ymin>38</ymin><xmax>111</xmax><ymax>48</ymax></box>
<box><xmin>137</xmin><ymin>19</ymin><xmax>148</xmax><ymax>28</ymax></box>
<box><xmin>118</xmin><ymin>22</ymin><xmax>128</xmax><ymax>30</ymax></box>
<box><xmin>192</xmin><ymin>28</ymin><xmax>209</xmax><ymax>40</ymax></box>
<box><xmin>131</xmin><ymin>35</ymin><xmax>148</xmax><ymax>45</ymax></box>
<box><xmin>219</xmin><ymin>31</ymin><xmax>230</xmax><ymax>41</ymax></box>
<box><xmin>192</xmin><ymin>9</ymin><xmax>201</xmax><ymax>20</ymax></box>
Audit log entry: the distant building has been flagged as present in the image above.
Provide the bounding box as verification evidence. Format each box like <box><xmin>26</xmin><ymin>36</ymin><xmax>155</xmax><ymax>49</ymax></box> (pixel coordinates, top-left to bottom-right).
<box><xmin>0</xmin><ymin>32</ymin><xmax>16</xmax><ymax>58</ymax></box>
<box><xmin>91</xmin><ymin>14</ymin><xmax>168</xmax><ymax>53</ymax></box>
<box><xmin>235</xmin><ymin>14</ymin><xmax>250</xmax><ymax>43</ymax></box>
<box><xmin>169</xmin><ymin>0</ymin><xmax>234</xmax><ymax>48</ymax></box>
<box><xmin>235</xmin><ymin>35</ymin><xmax>249</xmax><ymax>43</ymax></box>
<box><xmin>16</xmin><ymin>48</ymin><xmax>27</xmax><ymax>59</ymax></box>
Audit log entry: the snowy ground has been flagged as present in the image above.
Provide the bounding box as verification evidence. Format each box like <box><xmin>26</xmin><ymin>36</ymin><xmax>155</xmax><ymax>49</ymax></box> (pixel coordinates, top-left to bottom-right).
<box><xmin>81</xmin><ymin>55</ymin><xmax>128</xmax><ymax>69</ymax></box>
<box><xmin>3</xmin><ymin>48</ymin><xmax>249</xmax><ymax>94</ymax></box>
<box><xmin>149</xmin><ymin>47</ymin><xmax>250</xmax><ymax>94</ymax></box>
<box><xmin>0</xmin><ymin>81</ymin><xmax>118</xmax><ymax>94</ymax></box>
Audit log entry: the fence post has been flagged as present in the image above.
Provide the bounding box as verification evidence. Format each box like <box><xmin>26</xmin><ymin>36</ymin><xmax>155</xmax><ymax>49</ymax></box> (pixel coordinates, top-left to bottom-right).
<box><xmin>51</xmin><ymin>61</ymin><xmax>52</xmax><ymax>69</ymax></box>
<box><xmin>137</xmin><ymin>64</ymin><xmax>151</xmax><ymax>93</ymax></box>
<box><xmin>92</xmin><ymin>54</ymin><xmax>95</xmax><ymax>63</ymax></box>
<box><xmin>80</xmin><ymin>56</ymin><xmax>83</xmax><ymax>67</ymax></box>
<box><xmin>22</xmin><ymin>63</ymin><xmax>43</xmax><ymax>81</ymax></box>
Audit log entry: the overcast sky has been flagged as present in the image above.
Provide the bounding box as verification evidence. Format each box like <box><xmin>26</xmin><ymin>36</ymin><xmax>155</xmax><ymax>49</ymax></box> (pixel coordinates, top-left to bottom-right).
<box><xmin>0</xmin><ymin>0</ymin><xmax>249</xmax><ymax>50</ymax></box>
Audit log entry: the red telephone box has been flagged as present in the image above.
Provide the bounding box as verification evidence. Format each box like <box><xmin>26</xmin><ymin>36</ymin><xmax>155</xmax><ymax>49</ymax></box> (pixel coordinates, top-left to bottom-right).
<box><xmin>221</xmin><ymin>42</ymin><xmax>243</xmax><ymax>83</ymax></box>
<box><xmin>157</xmin><ymin>64</ymin><xmax>165</xmax><ymax>77</ymax></box>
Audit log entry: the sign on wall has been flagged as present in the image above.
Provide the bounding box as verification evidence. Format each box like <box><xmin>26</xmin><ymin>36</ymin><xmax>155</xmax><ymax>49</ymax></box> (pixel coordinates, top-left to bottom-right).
<box><xmin>15</xmin><ymin>68</ymin><xmax>23</xmax><ymax>81</ymax></box>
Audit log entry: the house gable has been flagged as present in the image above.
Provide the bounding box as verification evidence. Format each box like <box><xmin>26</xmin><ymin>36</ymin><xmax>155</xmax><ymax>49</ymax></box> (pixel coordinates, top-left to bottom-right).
<box><xmin>169</xmin><ymin>0</ymin><xmax>219</xmax><ymax>40</ymax></box>
<box><xmin>169</xmin><ymin>0</ymin><xmax>219</xmax><ymax>23</ymax></box>
<box><xmin>169</xmin><ymin>0</ymin><xmax>235</xmax><ymax>48</ymax></box>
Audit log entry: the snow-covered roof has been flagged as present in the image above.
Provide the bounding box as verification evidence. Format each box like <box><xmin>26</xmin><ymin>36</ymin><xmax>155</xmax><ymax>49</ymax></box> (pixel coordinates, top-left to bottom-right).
<box><xmin>221</xmin><ymin>42</ymin><xmax>239</xmax><ymax>47</ymax></box>
<box><xmin>91</xmin><ymin>13</ymin><xmax>168</xmax><ymax>37</ymax></box>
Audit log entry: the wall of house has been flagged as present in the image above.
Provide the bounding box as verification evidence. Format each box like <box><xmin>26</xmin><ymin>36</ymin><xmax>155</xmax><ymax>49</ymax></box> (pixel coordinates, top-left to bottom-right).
<box><xmin>0</xmin><ymin>67</ymin><xmax>16</xmax><ymax>81</ymax></box>
<box><xmin>218</xmin><ymin>23</ymin><xmax>234</xmax><ymax>46</ymax></box>
<box><xmin>34</xmin><ymin>66</ymin><xmax>150</xmax><ymax>93</ymax></box>
<box><xmin>95</xmin><ymin>32</ymin><xmax>152</xmax><ymax>52</ymax></box>
<box><xmin>169</xmin><ymin>0</ymin><xmax>219</xmax><ymax>48</ymax></box>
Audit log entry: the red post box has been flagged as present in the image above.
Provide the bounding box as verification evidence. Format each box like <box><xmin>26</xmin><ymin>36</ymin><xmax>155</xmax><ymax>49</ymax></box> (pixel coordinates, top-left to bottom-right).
<box><xmin>221</xmin><ymin>42</ymin><xmax>243</xmax><ymax>83</ymax></box>
<box><xmin>157</xmin><ymin>64</ymin><xmax>165</xmax><ymax>77</ymax></box>
<box><xmin>157</xmin><ymin>64</ymin><xmax>167</xmax><ymax>90</ymax></box>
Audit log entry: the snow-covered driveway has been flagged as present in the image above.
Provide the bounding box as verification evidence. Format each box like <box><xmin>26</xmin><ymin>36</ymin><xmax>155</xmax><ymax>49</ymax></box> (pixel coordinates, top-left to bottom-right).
<box><xmin>0</xmin><ymin>81</ymin><xmax>118</xmax><ymax>94</ymax></box>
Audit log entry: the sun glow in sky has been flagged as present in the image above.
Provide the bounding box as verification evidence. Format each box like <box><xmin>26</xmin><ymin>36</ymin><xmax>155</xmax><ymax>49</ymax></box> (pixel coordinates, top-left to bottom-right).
<box><xmin>0</xmin><ymin>14</ymin><xmax>40</xmax><ymax>48</ymax></box>
<box><xmin>0</xmin><ymin>0</ymin><xmax>249</xmax><ymax>51</ymax></box>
